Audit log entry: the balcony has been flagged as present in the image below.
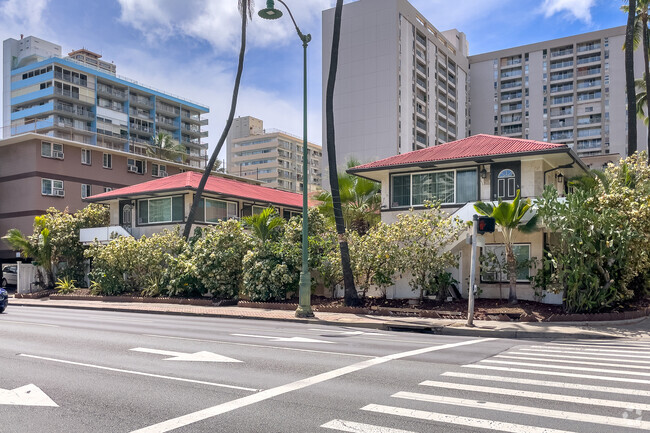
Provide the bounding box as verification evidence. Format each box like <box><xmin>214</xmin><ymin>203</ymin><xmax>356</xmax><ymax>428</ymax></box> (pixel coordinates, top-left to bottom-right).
<box><xmin>53</xmin><ymin>103</ymin><xmax>94</xmax><ymax>120</ymax></box>
<box><xmin>550</xmin><ymin>48</ymin><xmax>573</xmax><ymax>58</ymax></box>
<box><xmin>550</xmin><ymin>84</ymin><xmax>573</xmax><ymax>94</ymax></box>
<box><xmin>501</xmin><ymin>92</ymin><xmax>522</xmax><ymax>101</ymax></box>
<box><xmin>550</xmin><ymin>119</ymin><xmax>574</xmax><ymax>129</ymax></box>
<box><xmin>501</xmin><ymin>115</ymin><xmax>522</xmax><ymax>124</ymax></box>
<box><xmin>577</xmin><ymin>79</ymin><xmax>601</xmax><ymax>89</ymax></box>
<box><xmin>551</xmin><ymin>96</ymin><xmax>573</xmax><ymax>105</ymax></box>
<box><xmin>550</xmin><ymin>60</ymin><xmax>573</xmax><ymax>70</ymax></box>
<box><xmin>97</xmin><ymin>85</ymin><xmax>127</xmax><ymax>100</ymax></box>
<box><xmin>130</xmin><ymin>95</ymin><xmax>154</xmax><ymax>108</ymax></box>
<box><xmin>577</xmin><ymin>43</ymin><xmax>601</xmax><ymax>53</ymax></box>
<box><xmin>501</xmin><ymin>104</ymin><xmax>522</xmax><ymax>113</ymax></box>
<box><xmin>577</xmin><ymin>115</ymin><xmax>602</xmax><ymax>126</ymax></box>
<box><xmin>500</xmin><ymin>69</ymin><xmax>522</xmax><ymax>79</ymax></box>
<box><xmin>501</xmin><ymin>80</ymin><xmax>522</xmax><ymax>90</ymax></box>
<box><xmin>416</xmin><ymin>77</ymin><xmax>427</xmax><ymax>90</ymax></box>
<box><xmin>577</xmin><ymin>66</ymin><xmax>601</xmax><ymax>77</ymax></box>
<box><xmin>502</xmin><ymin>126</ymin><xmax>523</xmax><ymax>135</ymax></box>
<box><xmin>550</xmin><ymin>107</ymin><xmax>574</xmax><ymax>117</ymax></box>
<box><xmin>577</xmin><ymin>55</ymin><xmax>601</xmax><ymax>65</ymax></box>
<box><xmin>416</xmin><ymin>119</ymin><xmax>427</xmax><ymax>131</ymax></box>
<box><xmin>415</xmin><ymin>33</ymin><xmax>427</xmax><ymax>47</ymax></box>
<box><xmin>54</xmin><ymin>71</ymin><xmax>88</xmax><ymax>87</ymax></box>
<box><xmin>54</xmin><ymin>87</ymin><xmax>80</xmax><ymax>101</ymax></box>
<box><xmin>416</xmin><ymin>63</ymin><xmax>427</xmax><ymax>76</ymax></box>
<box><xmin>500</xmin><ymin>58</ymin><xmax>522</xmax><ymax>68</ymax></box>
<box><xmin>550</xmin><ymin>72</ymin><xmax>573</xmax><ymax>82</ymax></box>
<box><xmin>130</xmin><ymin>123</ymin><xmax>154</xmax><ymax>134</ymax></box>
<box><xmin>550</xmin><ymin>131</ymin><xmax>573</xmax><ymax>140</ymax></box>
<box><xmin>129</xmin><ymin>108</ymin><xmax>153</xmax><ymax>121</ymax></box>
<box><xmin>156</xmin><ymin>103</ymin><xmax>180</xmax><ymax>116</ymax></box>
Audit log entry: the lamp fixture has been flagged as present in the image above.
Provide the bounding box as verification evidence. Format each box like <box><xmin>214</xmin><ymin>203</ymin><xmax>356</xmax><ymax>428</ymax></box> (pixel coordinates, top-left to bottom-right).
<box><xmin>258</xmin><ymin>0</ymin><xmax>283</xmax><ymax>19</ymax></box>
<box><xmin>555</xmin><ymin>172</ymin><xmax>564</xmax><ymax>183</ymax></box>
<box><xmin>480</xmin><ymin>167</ymin><xmax>488</xmax><ymax>179</ymax></box>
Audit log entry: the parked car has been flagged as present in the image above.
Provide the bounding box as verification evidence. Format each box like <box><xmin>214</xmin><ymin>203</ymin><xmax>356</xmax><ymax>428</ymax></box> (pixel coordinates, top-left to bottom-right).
<box><xmin>0</xmin><ymin>287</ymin><xmax>7</xmax><ymax>313</ymax></box>
<box><xmin>1</xmin><ymin>264</ymin><xmax>17</xmax><ymax>288</ymax></box>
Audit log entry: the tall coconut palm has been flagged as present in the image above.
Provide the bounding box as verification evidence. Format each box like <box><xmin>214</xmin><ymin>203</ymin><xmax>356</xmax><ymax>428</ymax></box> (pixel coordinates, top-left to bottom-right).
<box><xmin>148</xmin><ymin>132</ymin><xmax>186</xmax><ymax>163</ymax></box>
<box><xmin>625</xmin><ymin>0</ymin><xmax>639</xmax><ymax>156</ymax></box>
<box><xmin>183</xmin><ymin>0</ymin><xmax>253</xmax><ymax>239</ymax></box>
<box><xmin>325</xmin><ymin>0</ymin><xmax>359</xmax><ymax>306</ymax></box>
<box><xmin>314</xmin><ymin>158</ymin><xmax>380</xmax><ymax>235</ymax></box>
<box><xmin>474</xmin><ymin>190</ymin><xmax>538</xmax><ymax>304</ymax></box>
<box><xmin>623</xmin><ymin>0</ymin><xmax>650</xmax><ymax>157</ymax></box>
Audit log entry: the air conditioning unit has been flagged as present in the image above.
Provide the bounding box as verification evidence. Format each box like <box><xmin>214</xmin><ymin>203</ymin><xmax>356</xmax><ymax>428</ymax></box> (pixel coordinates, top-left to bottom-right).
<box><xmin>160</xmin><ymin>171</ymin><xmax>168</xmax><ymax>177</ymax></box>
<box><xmin>54</xmin><ymin>189</ymin><xmax>65</xmax><ymax>197</ymax></box>
<box><xmin>128</xmin><ymin>165</ymin><xmax>139</xmax><ymax>173</ymax></box>
<box><xmin>53</xmin><ymin>151</ymin><xmax>64</xmax><ymax>159</ymax></box>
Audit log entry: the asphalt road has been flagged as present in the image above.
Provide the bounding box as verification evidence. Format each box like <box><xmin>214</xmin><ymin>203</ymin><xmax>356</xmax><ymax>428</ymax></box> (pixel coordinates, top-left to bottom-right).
<box><xmin>1</xmin><ymin>306</ymin><xmax>649</xmax><ymax>433</ymax></box>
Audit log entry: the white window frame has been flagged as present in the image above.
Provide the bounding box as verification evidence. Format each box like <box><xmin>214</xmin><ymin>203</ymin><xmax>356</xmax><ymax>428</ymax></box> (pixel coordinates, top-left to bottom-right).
<box><xmin>41</xmin><ymin>141</ymin><xmax>64</xmax><ymax>159</ymax></box>
<box><xmin>41</xmin><ymin>178</ymin><xmax>64</xmax><ymax>196</ymax></box>
<box><xmin>203</xmin><ymin>197</ymin><xmax>238</xmax><ymax>223</ymax></box>
<box><xmin>151</xmin><ymin>163</ymin><xmax>167</xmax><ymax>177</ymax></box>
<box><xmin>103</xmin><ymin>153</ymin><xmax>112</xmax><ymax>169</ymax></box>
<box><xmin>127</xmin><ymin>158</ymin><xmax>145</xmax><ymax>174</ymax></box>
<box><xmin>81</xmin><ymin>148</ymin><xmax>92</xmax><ymax>165</ymax></box>
<box><xmin>390</xmin><ymin>168</ymin><xmax>478</xmax><ymax>208</ymax></box>
<box><xmin>137</xmin><ymin>196</ymin><xmax>184</xmax><ymax>225</ymax></box>
<box><xmin>81</xmin><ymin>184</ymin><xmax>91</xmax><ymax>199</ymax></box>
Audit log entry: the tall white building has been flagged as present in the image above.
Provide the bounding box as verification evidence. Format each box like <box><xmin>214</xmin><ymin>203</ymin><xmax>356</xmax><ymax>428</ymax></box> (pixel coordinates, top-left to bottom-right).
<box><xmin>321</xmin><ymin>0</ymin><xmax>469</xmax><ymax>170</ymax></box>
<box><xmin>469</xmin><ymin>26</ymin><xmax>647</xmax><ymax>157</ymax></box>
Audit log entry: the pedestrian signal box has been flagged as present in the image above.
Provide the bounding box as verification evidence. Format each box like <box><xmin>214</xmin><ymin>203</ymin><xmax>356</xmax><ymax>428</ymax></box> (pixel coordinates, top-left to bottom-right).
<box><xmin>477</xmin><ymin>216</ymin><xmax>496</xmax><ymax>234</ymax></box>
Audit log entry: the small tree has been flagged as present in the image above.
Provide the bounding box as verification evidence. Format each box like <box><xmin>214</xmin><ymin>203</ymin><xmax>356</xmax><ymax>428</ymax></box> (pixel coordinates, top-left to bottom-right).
<box><xmin>242</xmin><ymin>207</ymin><xmax>285</xmax><ymax>243</ymax></box>
<box><xmin>3</xmin><ymin>218</ymin><xmax>53</xmax><ymax>288</ymax></box>
<box><xmin>474</xmin><ymin>190</ymin><xmax>538</xmax><ymax>304</ymax></box>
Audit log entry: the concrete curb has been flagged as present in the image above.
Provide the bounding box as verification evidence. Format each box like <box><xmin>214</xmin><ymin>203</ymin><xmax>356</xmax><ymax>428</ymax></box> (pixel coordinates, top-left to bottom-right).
<box><xmin>8</xmin><ymin>299</ymin><xmax>646</xmax><ymax>340</ymax></box>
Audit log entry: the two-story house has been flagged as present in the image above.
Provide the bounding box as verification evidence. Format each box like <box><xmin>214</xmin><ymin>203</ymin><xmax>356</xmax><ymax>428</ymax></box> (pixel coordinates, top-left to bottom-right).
<box><xmin>348</xmin><ymin>134</ymin><xmax>589</xmax><ymax>303</ymax></box>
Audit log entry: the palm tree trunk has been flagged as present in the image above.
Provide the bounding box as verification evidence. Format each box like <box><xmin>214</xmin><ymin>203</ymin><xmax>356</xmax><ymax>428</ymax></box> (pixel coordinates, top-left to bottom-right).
<box><xmin>505</xmin><ymin>243</ymin><xmax>517</xmax><ymax>304</ymax></box>
<box><xmin>183</xmin><ymin>1</ymin><xmax>249</xmax><ymax>239</ymax></box>
<box><xmin>326</xmin><ymin>0</ymin><xmax>359</xmax><ymax>307</ymax></box>
<box><xmin>627</xmin><ymin>0</ymin><xmax>638</xmax><ymax>156</ymax></box>
<box><xmin>641</xmin><ymin>13</ymin><xmax>650</xmax><ymax>161</ymax></box>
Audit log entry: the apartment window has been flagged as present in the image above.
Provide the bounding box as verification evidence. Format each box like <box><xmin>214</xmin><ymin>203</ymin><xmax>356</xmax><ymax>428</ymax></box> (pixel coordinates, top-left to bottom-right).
<box><xmin>481</xmin><ymin>244</ymin><xmax>531</xmax><ymax>282</ymax></box>
<box><xmin>200</xmin><ymin>198</ymin><xmax>238</xmax><ymax>223</ymax></box>
<box><xmin>127</xmin><ymin>158</ymin><xmax>145</xmax><ymax>174</ymax></box>
<box><xmin>81</xmin><ymin>148</ymin><xmax>92</xmax><ymax>165</ymax></box>
<box><xmin>391</xmin><ymin>169</ymin><xmax>477</xmax><ymax>207</ymax></box>
<box><xmin>81</xmin><ymin>184</ymin><xmax>91</xmax><ymax>199</ymax></box>
<box><xmin>137</xmin><ymin>196</ymin><xmax>183</xmax><ymax>224</ymax></box>
<box><xmin>41</xmin><ymin>142</ymin><xmax>64</xmax><ymax>159</ymax></box>
<box><xmin>151</xmin><ymin>164</ymin><xmax>167</xmax><ymax>177</ymax></box>
<box><xmin>103</xmin><ymin>153</ymin><xmax>112</xmax><ymax>169</ymax></box>
<box><xmin>42</xmin><ymin>179</ymin><xmax>64</xmax><ymax>197</ymax></box>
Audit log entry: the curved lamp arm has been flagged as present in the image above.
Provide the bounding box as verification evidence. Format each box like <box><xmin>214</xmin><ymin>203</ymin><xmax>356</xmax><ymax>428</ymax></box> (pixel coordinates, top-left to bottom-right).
<box><xmin>275</xmin><ymin>0</ymin><xmax>312</xmax><ymax>45</ymax></box>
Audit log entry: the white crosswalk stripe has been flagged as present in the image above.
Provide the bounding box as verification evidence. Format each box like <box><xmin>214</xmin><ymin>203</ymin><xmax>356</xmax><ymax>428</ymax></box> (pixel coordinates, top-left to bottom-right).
<box><xmin>321</xmin><ymin>339</ymin><xmax>650</xmax><ymax>433</ymax></box>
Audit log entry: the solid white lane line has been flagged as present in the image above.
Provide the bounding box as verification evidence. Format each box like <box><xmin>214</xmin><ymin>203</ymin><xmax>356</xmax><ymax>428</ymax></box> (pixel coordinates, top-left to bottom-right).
<box><xmin>0</xmin><ymin>320</ymin><xmax>60</xmax><ymax>328</ymax></box>
<box><xmin>442</xmin><ymin>371</ymin><xmax>650</xmax><ymax>397</ymax></box>
<box><xmin>361</xmin><ymin>404</ymin><xmax>578</xmax><ymax>433</ymax></box>
<box><xmin>505</xmin><ymin>351</ymin><xmax>650</xmax><ymax>364</ymax></box>
<box><xmin>464</xmin><ymin>364</ymin><xmax>650</xmax><ymax>385</ymax></box>
<box><xmin>419</xmin><ymin>380</ymin><xmax>650</xmax><ymax>411</ymax></box>
<box><xmin>495</xmin><ymin>354</ymin><xmax>650</xmax><ymax>370</ymax></box>
<box><xmin>321</xmin><ymin>419</ymin><xmax>417</xmax><ymax>433</ymax></box>
<box><xmin>480</xmin><ymin>359</ymin><xmax>650</xmax><ymax>377</ymax></box>
<box><xmin>142</xmin><ymin>334</ymin><xmax>374</xmax><ymax>359</ymax></box>
<box><xmin>129</xmin><ymin>338</ymin><xmax>494</xmax><ymax>433</ymax></box>
<box><xmin>520</xmin><ymin>347</ymin><xmax>650</xmax><ymax>359</ymax></box>
<box><xmin>393</xmin><ymin>392</ymin><xmax>650</xmax><ymax>430</ymax></box>
<box><xmin>18</xmin><ymin>354</ymin><xmax>258</xmax><ymax>392</ymax></box>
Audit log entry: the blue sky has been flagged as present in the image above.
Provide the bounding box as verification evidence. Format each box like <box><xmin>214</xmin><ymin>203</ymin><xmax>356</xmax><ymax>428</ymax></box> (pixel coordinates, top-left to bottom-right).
<box><xmin>0</xmin><ymin>0</ymin><xmax>628</xmax><ymax>161</ymax></box>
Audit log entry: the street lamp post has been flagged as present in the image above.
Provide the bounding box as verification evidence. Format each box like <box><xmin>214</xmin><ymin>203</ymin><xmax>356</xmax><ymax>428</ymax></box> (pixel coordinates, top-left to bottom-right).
<box><xmin>259</xmin><ymin>0</ymin><xmax>314</xmax><ymax>318</ymax></box>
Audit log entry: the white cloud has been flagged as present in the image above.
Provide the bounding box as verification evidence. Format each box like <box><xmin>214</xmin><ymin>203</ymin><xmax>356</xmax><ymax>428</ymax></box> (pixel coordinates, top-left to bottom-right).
<box><xmin>541</xmin><ymin>0</ymin><xmax>596</xmax><ymax>23</ymax></box>
<box><xmin>116</xmin><ymin>0</ymin><xmax>333</xmax><ymax>52</ymax></box>
<box><xmin>0</xmin><ymin>0</ymin><xmax>49</xmax><ymax>30</ymax></box>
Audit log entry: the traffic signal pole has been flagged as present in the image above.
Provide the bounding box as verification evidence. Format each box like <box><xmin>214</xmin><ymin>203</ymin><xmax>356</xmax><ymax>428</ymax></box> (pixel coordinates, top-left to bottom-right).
<box><xmin>467</xmin><ymin>214</ymin><xmax>478</xmax><ymax>327</ymax></box>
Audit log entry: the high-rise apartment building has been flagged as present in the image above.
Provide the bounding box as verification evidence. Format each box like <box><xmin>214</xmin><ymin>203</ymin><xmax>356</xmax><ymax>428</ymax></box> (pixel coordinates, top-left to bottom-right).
<box><xmin>226</xmin><ymin>116</ymin><xmax>322</xmax><ymax>193</ymax></box>
<box><xmin>321</xmin><ymin>0</ymin><xmax>469</xmax><ymax>168</ymax></box>
<box><xmin>0</xmin><ymin>35</ymin><xmax>210</xmax><ymax>261</ymax></box>
<box><xmin>469</xmin><ymin>27</ymin><xmax>647</xmax><ymax>157</ymax></box>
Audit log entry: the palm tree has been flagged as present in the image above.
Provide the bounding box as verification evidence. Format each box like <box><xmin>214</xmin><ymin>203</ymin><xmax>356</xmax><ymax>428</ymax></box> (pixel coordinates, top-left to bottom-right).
<box><xmin>3</xmin><ymin>217</ymin><xmax>54</xmax><ymax>288</ymax></box>
<box><xmin>183</xmin><ymin>0</ymin><xmax>253</xmax><ymax>239</ymax></box>
<box><xmin>474</xmin><ymin>190</ymin><xmax>538</xmax><ymax>304</ymax></box>
<box><xmin>314</xmin><ymin>158</ymin><xmax>380</xmax><ymax>235</ymax></box>
<box><xmin>623</xmin><ymin>0</ymin><xmax>650</xmax><ymax>156</ymax></box>
<box><xmin>625</xmin><ymin>0</ymin><xmax>639</xmax><ymax>156</ymax></box>
<box><xmin>242</xmin><ymin>207</ymin><xmax>285</xmax><ymax>243</ymax></box>
<box><xmin>148</xmin><ymin>132</ymin><xmax>186</xmax><ymax>163</ymax></box>
<box><xmin>325</xmin><ymin>0</ymin><xmax>359</xmax><ymax>306</ymax></box>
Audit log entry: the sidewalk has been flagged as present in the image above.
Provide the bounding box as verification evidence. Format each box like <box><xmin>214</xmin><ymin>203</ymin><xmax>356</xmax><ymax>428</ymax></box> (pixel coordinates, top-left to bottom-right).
<box><xmin>8</xmin><ymin>296</ymin><xmax>650</xmax><ymax>340</ymax></box>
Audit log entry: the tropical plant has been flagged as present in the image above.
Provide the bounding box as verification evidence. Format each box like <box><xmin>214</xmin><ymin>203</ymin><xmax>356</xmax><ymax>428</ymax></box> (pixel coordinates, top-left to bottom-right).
<box><xmin>625</xmin><ymin>0</ymin><xmax>639</xmax><ymax>155</ymax></box>
<box><xmin>3</xmin><ymin>216</ymin><xmax>54</xmax><ymax>288</ymax></box>
<box><xmin>55</xmin><ymin>276</ymin><xmax>77</xmax><ymax>294</ymax></box>
<box><xmin>148</xmin><ymin>132</ymin><xmax>186</xmax><ymax>163</ymax></box>
<box><xmin>242</xmin><ymin>207</ymin><xmax>285</xmax><ymax>243</ymax></box>
<box><xmin>324</xmin><ymin>0</ymin><xmax>359</xmax><ymax>306</ymax></box>
<box><xmin>474</xmin><ymin>189</ymin><xmax>539</xmax><ymax>304</ymax></box>
<box><xmin>623</xmin><ymin>0</ymin><xmax>650</xmax><ymax>156</ymax></box>
<box><xmin>242</xmin><ymin>242</ymin><xmax>300</xmax><ymax>302</ymax></box>
<box><xmin>315</xmin><ymin>159</ymin><xmax>380</xmax><ymax>235</ymax></box>
<box><xmin>183</xmin><ymin>0</ymin><xmax>254</xmax><ymax>239</ymax></box>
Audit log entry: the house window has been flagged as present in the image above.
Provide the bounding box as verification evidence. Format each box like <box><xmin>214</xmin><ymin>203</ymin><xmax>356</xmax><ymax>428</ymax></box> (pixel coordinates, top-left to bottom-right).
<box><xmin>137</xmin><ymin>196</ymin><xmax>183</xmax><ymax>224</ymax></box>
<box><xmin>127</xmin><ymin>158</ymin><xmax>145</xmax><ymax>174</ymax></box>
<box><xmin>391</xmin><ymin>169</ymin><xmax>478</xmax><ymax>207</ymax></box>
<box><xmin>151</xmin><ymin>164</ymin><xmax>167</xmax><ymax>177</ymax></box>
<box><xmin>253</xmin><ymin>206</ymin><xmax>267</xmax><ymax>215</ymax></box>
<box><xmin>41</xmin><ymin>142</ymin><xmax>64</xmax><ymax>159</ymax></box>
<box><xmin>103</xmin><ymin>153</ymin><xmax>112</xmax><ymax>169</ymax></box>
<box><xmin>481</xmin><ymin>244</ymin><xmax>531</xmax><ymax>282</ymax></box>
<box><xmin>81</xmin><ymin>148</ymin><xmax>92</xmax><ymax>165</ymax></box>
<box><xmin>203</xmin><ymin>198</ymin><xmax>238</xmax><ymax>222</ymax></box>
<box><xmin>497</xmin><ymin>169</ymin><xmax>516</xmax><ymax>199</ymax></box>
<box><xmin>81</xmin><ymin>184</ymin><xmax>92</xmax><ymax>199</ymax></box>
<box><xmin>41</xmin><ymin>179</ymin><xmax>64</xmax><ymax>196</ymax></box>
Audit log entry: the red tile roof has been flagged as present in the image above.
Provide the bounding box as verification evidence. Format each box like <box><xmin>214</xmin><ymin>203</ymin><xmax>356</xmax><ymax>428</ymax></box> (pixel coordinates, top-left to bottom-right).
<box><xmin>87</xmin><ymin>172</ymin><xmax>304</xmax><ymax>208</ymax></box>
<box><xmin>349</xmin><ymin>134</ymin><xmax>569</xmax><ymax>171</ymax></box>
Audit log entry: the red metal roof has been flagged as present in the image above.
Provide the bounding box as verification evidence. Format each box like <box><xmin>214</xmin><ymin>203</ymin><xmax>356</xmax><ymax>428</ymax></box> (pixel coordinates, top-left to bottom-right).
<box><xmin>87</xmin><ymin>172</ymin><xmax>305</xmax><ymax>208</ymax></box>
<box><xmin>350</xmin><ymin>134</ymin><xmax>568</xmax><ymax>171</ymax></box>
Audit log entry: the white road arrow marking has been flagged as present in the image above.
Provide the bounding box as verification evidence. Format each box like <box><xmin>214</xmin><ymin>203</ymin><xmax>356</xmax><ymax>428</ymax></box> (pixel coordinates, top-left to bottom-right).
<box><xmin>0</xmin><ymin>384</ymin><xmax>58</xmax><ymax>407</ymax></box>
<box><xmin>130</xmin><ymin>348</ymin><xmax>242</xmax><ymax>363</ymax></box>
<box><xmin>231</xmin><ymin>334</ymin><xmax>334</xmax><ymax>344</ymax></box>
